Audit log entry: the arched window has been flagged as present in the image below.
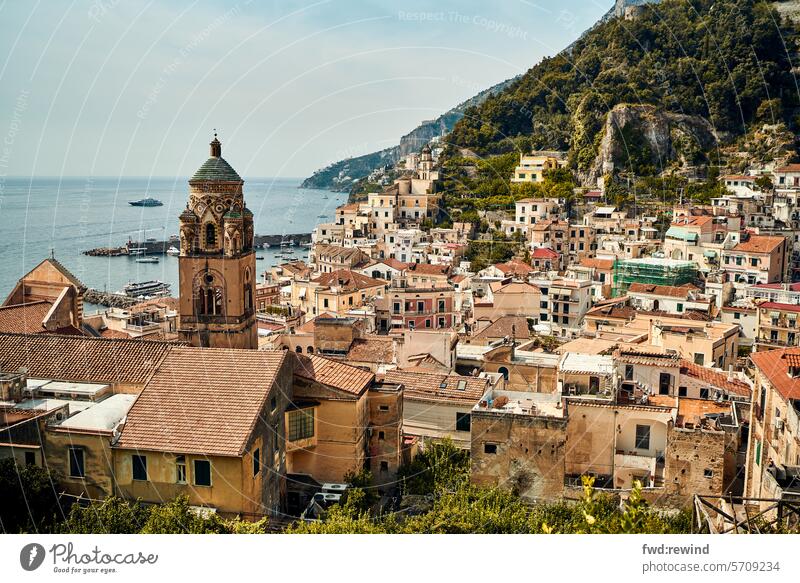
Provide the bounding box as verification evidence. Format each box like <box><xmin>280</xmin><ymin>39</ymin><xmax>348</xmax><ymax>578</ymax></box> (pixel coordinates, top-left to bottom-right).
<box><xmin>205</xmin><ymin>223</ymin><xmax>217</xmax><ymax>248</ymax></box>
<box><xmin>307</xmin><ymin>346</ymin><xmax>314</xmax><ymax>354</ymax></box>
<box><xmin>295</xmin><ymin>346</ymin><xmax>302</xmax><ymax>353</ymax></box>
<box><xmin>498</xmin><ymin>366</ymin><xmax>509</xmax><ymax>381</ymax></box>
<box><xmin>244</xmin><ymin>284</ymin><xmax>252</xmax><ymax>311</ymax></box>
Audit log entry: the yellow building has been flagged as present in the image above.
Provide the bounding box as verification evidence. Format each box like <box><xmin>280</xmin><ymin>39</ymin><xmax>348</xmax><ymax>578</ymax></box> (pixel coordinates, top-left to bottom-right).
<box><xmin>510</xmin><ymin>152</ymin><xmax>567</xmax><ymax>183</ymax></box>
<box><xmin>114</xmin><ymin>347</ymin><xmax>293</xmax><ymax>519</ymax></box>
<box><xmin>292</xmin><ymin>269</ymin><xmax>386</xmax><ymax>319</ymax></box>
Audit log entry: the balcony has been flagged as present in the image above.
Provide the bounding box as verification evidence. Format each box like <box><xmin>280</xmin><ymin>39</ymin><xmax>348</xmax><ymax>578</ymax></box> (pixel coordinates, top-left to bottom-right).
<box><xmin>614</xmin><ymin>451</ymin><xmax>664</xmax><ymax>488</ymax></box>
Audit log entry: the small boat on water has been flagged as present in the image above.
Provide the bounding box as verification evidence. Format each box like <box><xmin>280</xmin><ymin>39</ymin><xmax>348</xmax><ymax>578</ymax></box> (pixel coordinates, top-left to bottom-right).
<box><xmin>123</xmin><ymin>280</ymin><xmax>171</xmax><ymax>297</ymax></box>
<box><xmin>128</xmin><ymin>198</ymin><xmax>163</xmax><ymax>207</ymax></box>
<box><xmin>166</xmin><ymin>245</ymin><xmax>180</xmax><ymax>256</ymax></box>
<box><xmin>135</xmin><ymin>256</ymin><xmax>159</xmax><ymax>264</ymax></box>
<box><xmin>256</xmin><ymin>255</ymin><xmax>265</xmax><ymax>260</ymax></box>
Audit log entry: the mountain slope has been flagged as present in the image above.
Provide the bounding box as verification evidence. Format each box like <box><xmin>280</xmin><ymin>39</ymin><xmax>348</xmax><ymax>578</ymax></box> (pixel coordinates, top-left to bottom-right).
<box><xmin>300</xmin><ymin>78</ymin><xmax>516</xmax><ymax>191</ymax></box>
<box><xmin>447</xmin><ymin>0</ymin><xmax>797</xmax><ymax>180</ymax></box>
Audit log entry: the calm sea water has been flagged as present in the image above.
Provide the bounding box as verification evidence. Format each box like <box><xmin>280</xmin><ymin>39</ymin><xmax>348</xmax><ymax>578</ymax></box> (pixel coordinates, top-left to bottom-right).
<box><xmin>0</xmin><ymin>177</ymin><xmax>345</xmax><ymax>308</ymax></box>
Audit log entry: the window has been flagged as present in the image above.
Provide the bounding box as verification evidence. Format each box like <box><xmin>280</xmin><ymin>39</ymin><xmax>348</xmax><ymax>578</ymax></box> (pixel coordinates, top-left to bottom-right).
<box><xmin>417</xmin><ymin>301</ymin><xmax>424</xmax><ymax>313</ymax></box>
<box><xmin>253</xmin><ymin>448</ymin><xmax>260</xmax><ymax>477</ymax></box>
<box><xmin>68</xmin><ymin>447</ymin><xmax>85</xmax><ymax>478</ymax></box>
<box><xmin>694</xmin><ymin>353</ymin><xmax>705</xmax><ymax>366</ymax></box>
<box><xmin>484</xmin><ymin>443</ymin><xmax>497</xmax><ymax>454</ymax></box>
<box><xmin>437</xmin><ymin>316</ymin><xmax>445</xmax><ymax>328</ymax></box>
<box><xmin>734</xmin><ymin>312</ymin><xmax>741</xmax><ymax>320</ymax></box>
<box><xmin>393</xmin><ymin>301</ymin><xmax>401</xmax><ymax>314</ymax></box>
<box><xmin>205</xmin><ymin>223</ymin><xmax>216</xmax><ymax>247</ymax></box>
<box><xmin>703</xmin><ymin>469</ymin><xmax>714</xmax><ymax>478</ymax></box>
<box><xmin>678</xmin><ymin>386</ymin><xmax>688</xmax><ymax>397</ymax></box>
<box><xmin>635</xmin><ymin>424</ymin><xmax>650</xmax><ymax>450</ymax></box>
<box><xmin>624</xmin><ymin>365</ymin><xmax>634</xmax><ymax>381</ymax></box>
<box><xmin>700</xmin><ymin>388</ymin><xmax>710</xmax><ymax>399</ymax></box>
<box><xmin>270</xmin><ymin>396</ymin><xmax>277</xmax><ymax>413</ymax></box>
<box><xmin>25</xmin><ymin>451</ymin><xmax>35</xmax><ymax>466</ymax></box>
<box><xmin>755</xmin><ymin>440</ymin><xmax>761</xmax><ymax>465</ymax></box>
<box><xmin>498</xmin><ymin>366</ymin><xmax>509</xmax><ymax>381</ymax></box>
<box><xmin>438</xmin><ymin>299</ymin><xmax>446</xmax><ymax>313</ymax></box>
<box><xmin>379</xmin><ymin>405</ymin><xmax>389</xmax><ymax>412</ymax></box>
<box><xmin>380</xmin><ymin>461</ymin><xmax>389</xmax><ymax>473</ymax></box>
<box><xmin>456</xmin><ymin>412</ymin><xmax>471</xmax><ymax>432</ymax></box>
<box><xmin>658</xmin><ymin>372</ymin><xmax>671</xmax><ymax>395</ymax></box>
<box><xmin>323</xmin><ymin>298</ymin><xmax>329</xmax><ymax>308</ymax></box>
<box><xmin>176</xmin><ymin>455</ymin><xmax>187</xmax><ymax>484</ymax></box>
<box><xmin>194</xmin><ymin>459</ymin><xmax>212</xmax><ymax>486</ymax></box>
<box><xmin>132</xmin><ymin>455</ymin><xmax>148</xmax><ymax>481</ymax></box>
<box><xmin>677</xmin><ymin>302</ymin><xmax>684</xmax><ymax>313</ymax></box>
<box><xmin>378</xmin><ymin>431</ymin><xmax>385</xmax><ymax>441</ymax></box>
<box><xmin>288</xmin><ymin>408</ymin><xmax>315</xmax><ymax>441</ymax></box>
<box><xmin>751</xmin><ymin>258</ymin><xmax>758</xmax><ymax>267</ymax></box>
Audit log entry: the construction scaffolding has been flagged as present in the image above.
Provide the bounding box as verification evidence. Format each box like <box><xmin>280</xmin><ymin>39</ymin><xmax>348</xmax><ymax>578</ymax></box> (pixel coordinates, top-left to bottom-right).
<box><xmin>612</xmin><ymin>257</ymin><xmax>697</xmax><ymax>297</ymax></box>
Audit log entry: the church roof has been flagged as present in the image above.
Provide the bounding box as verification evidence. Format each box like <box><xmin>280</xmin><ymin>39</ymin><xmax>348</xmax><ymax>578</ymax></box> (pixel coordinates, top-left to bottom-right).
<box><xmin>189</xmin><ymin>156</ymin><xmax>242</xmax><ymax>183</ymax></box>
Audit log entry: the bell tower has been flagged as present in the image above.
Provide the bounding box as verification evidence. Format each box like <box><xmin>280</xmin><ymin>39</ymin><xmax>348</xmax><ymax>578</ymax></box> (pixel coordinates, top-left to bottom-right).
<box><xmin>177</xmin><ymin>133</ymin><xmax>257</xmax><ymax>349</ymax></box>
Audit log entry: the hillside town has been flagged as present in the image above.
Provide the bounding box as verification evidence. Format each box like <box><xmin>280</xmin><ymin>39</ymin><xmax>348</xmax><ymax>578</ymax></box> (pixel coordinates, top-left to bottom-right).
<box><xmin>2</xmin><ymin>133</ymin><xmax>800</xmax><ymax>530</ymax></box>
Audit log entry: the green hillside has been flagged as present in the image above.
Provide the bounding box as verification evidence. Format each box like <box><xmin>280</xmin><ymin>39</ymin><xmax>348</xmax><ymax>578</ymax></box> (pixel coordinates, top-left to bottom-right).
<box><xmin>447</xmin><ymin>0</ymin><xmax>797</xmax><ymax>176</ymax></box>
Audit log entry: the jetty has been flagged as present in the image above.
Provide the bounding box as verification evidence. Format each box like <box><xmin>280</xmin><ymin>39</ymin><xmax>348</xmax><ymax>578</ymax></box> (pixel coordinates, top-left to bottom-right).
<box><xmin>84</xmin><ymin>289</ymin><xmax>139</xmax><ymax>308</ymax></box>
<box><xmin>82</xmin><ymin>233</ymin><xmax>312</xmax><ymax>257</ymax></box>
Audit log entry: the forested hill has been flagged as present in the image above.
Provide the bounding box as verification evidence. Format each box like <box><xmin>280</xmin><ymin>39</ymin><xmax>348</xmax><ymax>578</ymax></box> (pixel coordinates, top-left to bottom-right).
<box><xmin>447</xmin><ymin>0</ymin><xmax>798</xmax><ymax>176</ymax></box>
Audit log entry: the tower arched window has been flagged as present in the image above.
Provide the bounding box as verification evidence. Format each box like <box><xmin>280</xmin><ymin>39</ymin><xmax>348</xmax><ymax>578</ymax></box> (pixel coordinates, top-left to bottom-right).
<box><xmin>205</xmin><ymin>223</ymin><xmax>217</xmax><ymax>248</ymax></box>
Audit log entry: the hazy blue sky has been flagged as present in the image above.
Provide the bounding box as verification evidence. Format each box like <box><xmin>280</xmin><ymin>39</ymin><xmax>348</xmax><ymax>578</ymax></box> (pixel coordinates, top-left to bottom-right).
<box><xmin>0</xmin><ymin>0</ymin><xmax>609</xmax><ymax>178</ymax></box>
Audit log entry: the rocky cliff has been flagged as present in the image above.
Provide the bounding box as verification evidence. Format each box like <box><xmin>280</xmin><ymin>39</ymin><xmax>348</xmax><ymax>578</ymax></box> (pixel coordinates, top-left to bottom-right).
<box><xmin>584</xmin><ymin>104</ymin><xmax>719</xmax><ymax>184</ymax></box>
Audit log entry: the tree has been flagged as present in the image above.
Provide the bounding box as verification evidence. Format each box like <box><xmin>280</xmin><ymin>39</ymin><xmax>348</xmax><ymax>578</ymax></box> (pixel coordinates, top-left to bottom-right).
<box><xmin>59</xmin><ymin>496</ymin><xmax>148</xmax><ymax>534</ymax></box>
<box><xmin>397</xmin><ymin>438</ymin><xmax>469</xmax><ymax>496</ymax></box>
<box><xmin>0</xmin><ymin>458</ymin><xmax>64</xmax><ymax>533</ymax></box>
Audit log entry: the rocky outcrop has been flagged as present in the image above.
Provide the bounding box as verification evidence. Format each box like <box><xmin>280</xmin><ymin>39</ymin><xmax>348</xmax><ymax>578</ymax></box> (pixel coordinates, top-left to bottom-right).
<box><xmin>584</xmin><ymin>104</ymin><xmax>718</xmax><ymax>184</ymax></box>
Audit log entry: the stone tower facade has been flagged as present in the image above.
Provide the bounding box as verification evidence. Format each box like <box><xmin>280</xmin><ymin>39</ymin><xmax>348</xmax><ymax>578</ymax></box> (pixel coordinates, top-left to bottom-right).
<box><xmin>417</xmin><ymin>144</ymin><xmax>434</xmax><ymax>180</ymax></box>
<box><xmin>177</xmin><ymin>135</ymin><xmax>257</xmax><ymax>349</ymax></box>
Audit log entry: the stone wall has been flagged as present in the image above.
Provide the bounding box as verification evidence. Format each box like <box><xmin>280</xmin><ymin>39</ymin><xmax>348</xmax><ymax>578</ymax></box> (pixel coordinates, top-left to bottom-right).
<box><xmin>471</xmin><ymin>411</ymin><xmax>566</xmax><ymax>502</ymax></box>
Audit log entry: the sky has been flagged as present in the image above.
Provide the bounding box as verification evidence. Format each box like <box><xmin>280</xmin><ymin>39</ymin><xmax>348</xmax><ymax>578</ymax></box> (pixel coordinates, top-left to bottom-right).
<box><xmin>0</xmin><ymin>0</ymin><xmax>610</xmax><ymax>179</ymax></box>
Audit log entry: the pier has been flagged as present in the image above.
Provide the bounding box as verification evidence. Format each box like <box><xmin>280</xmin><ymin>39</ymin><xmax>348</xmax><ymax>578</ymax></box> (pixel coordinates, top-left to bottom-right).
<box><xmin>84</xmin><ymin>289</ymin><xmax>140</xmax><ymax>308</ymax></box>
<box><xmin>82</xmin><ymin>233</ymin><xmax>312</xmax><ymax>257</ymax></box>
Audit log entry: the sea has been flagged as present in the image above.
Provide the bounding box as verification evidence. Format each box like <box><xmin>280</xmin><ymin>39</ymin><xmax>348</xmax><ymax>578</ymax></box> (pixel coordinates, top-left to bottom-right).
<box><xmin>0</xmin><ymin>177</ymin><xmax>346</xmax><ymax>311</ymax></box>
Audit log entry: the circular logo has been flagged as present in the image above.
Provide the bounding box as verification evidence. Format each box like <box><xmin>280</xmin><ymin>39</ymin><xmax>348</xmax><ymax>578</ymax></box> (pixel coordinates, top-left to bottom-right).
<box><xmin>19</xmin><ymin>543</ymin><xmax>46</xmax><ymax>571</ymax></box>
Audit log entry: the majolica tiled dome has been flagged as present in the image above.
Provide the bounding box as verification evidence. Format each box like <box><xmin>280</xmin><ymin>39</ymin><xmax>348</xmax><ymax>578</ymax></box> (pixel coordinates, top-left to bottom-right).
<box><xmin>189</xmin><ymin>134</ymin><xmax>243</xmax><ymax>183</ymax></box>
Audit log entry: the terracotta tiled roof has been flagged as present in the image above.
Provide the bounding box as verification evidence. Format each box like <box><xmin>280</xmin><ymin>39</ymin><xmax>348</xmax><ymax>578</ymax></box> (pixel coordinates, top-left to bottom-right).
<box><xmin>0</xmin><ymin>333</ymin><xmax>176</xmax><ymax>384</ymax></box>
<box><xmin>732</xmin><ymin>235</ymin><xmax>786</xmax><ymax>254</ymax></box>
<box><xmin>473</xmin><ymin>316</ymin><xmax>531</xmax><ymax>341</ymax></box>
<box><xmin>336</xmin><ymin>202</ymin><xmax>360</xmax><ymax>212</ymax></box>
<box><xmin>0</xmin><ymin>301</ymin><xmax>53</xmax><ymax>334</ymax></box>
<box><xmin>383</xmin><ymin>369</ymin><xmax>487</xmax><ymax>404</ymax></box>
<box><xmin>671</xmin><ymin>216</ymin><xmax>712</xmax><ymax>227</ymax></box>
<box><xmin>775</xmin><ymin>164</ymin><xmax>800</xmax><ymax>173</ymax></box>
<box><xmin>315</xmin><ymin>244</ymin><xmax>367</xmax><ymax>263</ymax></box>
<box><xmin>579</xmin><ymin>257</ymin><xmax>615</xmax><ymax>270</ymax></box>
<box><xmin>382</xmin><ymin>258</ymin><xmax>407</xmax><ymax>270</ymax></box>
<box><xmin>293</xmin><ymin>353</ymin><xmax>373</xmax><ymax>395</ymax></box>
<box><xmin>99</xmin><ymin>328</ymin><xmax>133</xmax><ymax>340</ymax></box>
<box><xmin>615</xmin><ymin>347</ymin><xmax>680</xmax><ymax>367</ymax></box>
<box><xmin>530</xmin><ymin>248</ymin><xmax>559</xmax><ymax>259</ymax></box>
<box><xmin>494</xmin><ymin>258</ymin><xmax>534</xmax><ymax>276</ymax></box>
<box><xmin>406</xmin><ymin>263</ymin><xmax>451</xmax><ymax>276</ymax></box>
<box><xmin>295</xmin><ymin>312</ymin><xmax>337</xmax><ymax>334</ymax></box>
<box><xmin>751</xmin><ymin>283</ymin><xmax>800</xmax><ymax>291</ymax></box>
<box><xmin>347</xmin><ymin>337</ymin><xmax>395</xmax><ymax>364</ymax></box>
<box><xmin>628</xmin><ymin>283</ymin><xmax>697</xmax><ymax>299</ymax></box>
<box><xmin>751</xmin><ymin>347</ymin><xmax>800</xmax><ymax>402</ymax></box>
<box><xmin>116</xmin><ymin>348</ymin><xmax>289</xmax><ymax>457</ymax></box>
<box><xmin>312</xmin><ymin>269</ymin><xmax>386</xmax><ymax>291</ymax></box>
<box><xmin>679</xmin><ymin>359</ymin><xmax>751</xmax><ymax>398</ymax></box>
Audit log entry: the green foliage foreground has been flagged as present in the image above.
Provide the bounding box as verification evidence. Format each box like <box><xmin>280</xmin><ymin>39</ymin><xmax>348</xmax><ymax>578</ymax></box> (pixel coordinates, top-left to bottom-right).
<box><xmin>288</xmin><ymin>440</ymin><xmax>692</xmax><ymax>534</ymax></box>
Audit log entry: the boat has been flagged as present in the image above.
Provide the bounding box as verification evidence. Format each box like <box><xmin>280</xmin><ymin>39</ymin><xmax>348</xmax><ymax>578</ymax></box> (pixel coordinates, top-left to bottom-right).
<box><xmin>166</xmin><ymin>245</ymin><xmax>180</xmax><ymax>256</ymax></box>
<box><xmin>135</xmin><ymin>256</ymin><xmax>159</xmax><ymax>264</ymax></box>
<box><xmin>128</xmin><ymin>247</ymin><xmax>147</xmax><ymax>256</ymax></box>
<box><xmin>123</xmin><ymin>280</ymin><xmax>171</xmax><ymax>297</ymax></box>
<box><xmin>256</xmin><ymin>255</ymin><xmax>265</xmax><ymax>260</ymax></box>
<box><xmin>128</xmin><ymin>198</ymin><xmax>163</xmax><ymax>207</ymax></box>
